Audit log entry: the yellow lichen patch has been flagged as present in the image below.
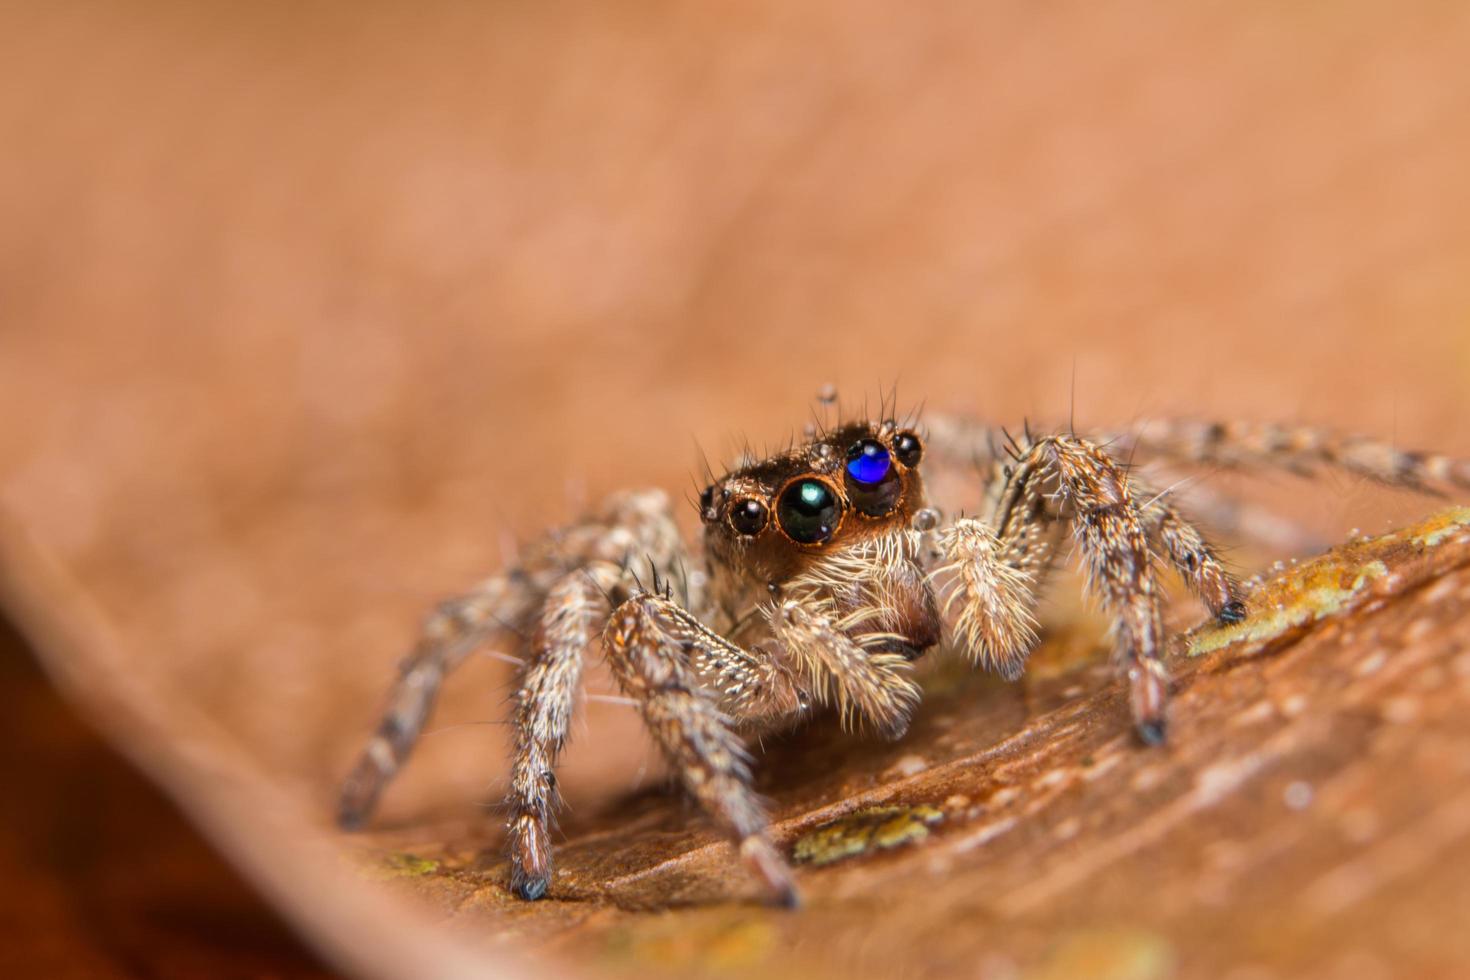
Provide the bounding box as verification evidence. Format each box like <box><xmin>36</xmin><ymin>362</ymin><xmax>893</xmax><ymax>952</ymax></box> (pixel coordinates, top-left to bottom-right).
<box><xmin>1187</xmin><ymin>507</ymin><xmax>1470</xmax><ymax>658</ymax></box>
<box><xmin>1411</xmin><ymin>506</ymin><xmax>1470</xmax><ymax>548</ymax></box>
<box><xmin>792</xmin><ymin>805</ymin><xmax>944</xmax><ymax>866</ymax></box>
<box><xmin>1188</xmin><ymin>562</ymin><xmax>1386</xmax><ymax>657</ymax></box>
<box><xmin>352</xmin><ymin>850</ymin><xmax>443</xmax><ymax>881</ymax></box>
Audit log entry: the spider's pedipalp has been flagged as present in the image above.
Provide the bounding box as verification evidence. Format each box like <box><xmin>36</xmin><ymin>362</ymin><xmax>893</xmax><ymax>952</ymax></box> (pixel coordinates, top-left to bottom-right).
<box><xmin>604</xmin><ymin>590</ymin><xmax>800</xmax><ymax>907</ymax></box>
<box><xmin>338</xmin><ymin>573</ymin><xmax>538</xmax><ymax>830</ymax></box>
<box><xmin>930</xmin><ymin>518</ymin><xmax>1040</xmax><ymax>679</ymax></box>
<box><xmin>769</xmin><ymin>597</ymin><xmax>919</xmax><ymax>739</ymax></box>
<box><xmin>772</xmin><ymin>532</ymin><xmax>935</xmax><ymax>738</ymax></box>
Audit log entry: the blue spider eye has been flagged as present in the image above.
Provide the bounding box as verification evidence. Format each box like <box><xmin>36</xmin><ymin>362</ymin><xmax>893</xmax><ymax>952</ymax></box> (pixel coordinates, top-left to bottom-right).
<box><xmin>844</xmin><ymin>438</ymin><xmax>903</xmax><ymax>517</ymax></box>
<box><xmin>845</xmin><ymin>439</ymin><xmax>892</xmax><ymax>485</ymax></box>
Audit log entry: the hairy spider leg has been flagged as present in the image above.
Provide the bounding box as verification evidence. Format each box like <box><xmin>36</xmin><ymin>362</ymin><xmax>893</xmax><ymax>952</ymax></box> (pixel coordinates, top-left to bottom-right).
<box><xmin>1103</xmin><ymin>419</ymin><xmax>1470</xmax><ymax>495</ymax></box>
<box><xmin>506</xmin><ymin>566</ymin><xmax>616</xmax><ymax>900</ymax></box>
<box><xmin>338</xmin><ymin>575</ymin><xmax>538</xmax><ymax>829</ymax></box>
<box><xmin>604</xmin><ymin>591</ymin><xmax>802</xmax><ymax>907</ymax></box>
<box><xmin>1133</xmin><ymin>480</ymin><xmax>1246</xmax><ymax>623</ymax></box>
<box><xmin>989</xmin><ymin>435</ymin><xmax>1171</xmax><ymax>744</ymax></box>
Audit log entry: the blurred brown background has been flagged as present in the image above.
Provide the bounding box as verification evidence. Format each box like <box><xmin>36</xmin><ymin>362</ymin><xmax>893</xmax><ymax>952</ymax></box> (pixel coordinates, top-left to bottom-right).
<box><xmin>2</xmin><ymin>2</ymin><xmax>1470</xmax><ymax>977</ymax></box>
<box><xmin>0</xmin><ymin>613</ymin><xmax>333</xmax><ymax>978</ymax></box>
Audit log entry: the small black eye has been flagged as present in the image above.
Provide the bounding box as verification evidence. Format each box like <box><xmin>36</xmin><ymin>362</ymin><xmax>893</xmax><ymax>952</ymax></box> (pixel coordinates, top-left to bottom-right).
<box><xmin>893</xmin><ymin>430</ymin><xmax>924</xmax><ymax>467</ymax></box>
<box><xmin>777</xmin><ymin>479</ymin><xmax>842</xmax><ymax>544</ymax></box>
<box><xmin>698</xmin><ymin>486</ymin><xmax>716</xmax><ymax>520</ymax></box>
<box><xmin>729</xmin><ymin>498</ymin><xmax>769</xmax><ymax>535</ymax></box>
<box><xmin>844</xmin><ymin>438</ymin><xmax>901</xmax><ymax>516</ymax></box>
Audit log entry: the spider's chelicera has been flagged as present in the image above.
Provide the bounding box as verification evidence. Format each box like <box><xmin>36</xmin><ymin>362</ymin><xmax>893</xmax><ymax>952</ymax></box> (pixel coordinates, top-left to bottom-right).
<box><xmin>338</xmin><ymin>401</ymin><xmax>1470</xmax><ymax>907</ymax></box>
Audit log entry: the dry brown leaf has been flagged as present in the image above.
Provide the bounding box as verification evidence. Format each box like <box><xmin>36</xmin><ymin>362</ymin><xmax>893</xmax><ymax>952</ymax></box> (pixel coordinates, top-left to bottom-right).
<box><xmin>4</xmin><ymin>4</ymin><xmax>1470</xmax><ymax>979</ymax></box>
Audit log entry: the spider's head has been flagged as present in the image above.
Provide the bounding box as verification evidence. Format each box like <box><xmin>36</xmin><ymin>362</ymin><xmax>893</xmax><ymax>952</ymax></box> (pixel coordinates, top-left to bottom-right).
<box><xmin>698</xmin><ymin>419</ymin><xmax>940</xmax><ymax>655</ymax></box>
<box><xmin>698</xmin><ymin>420</ymin><xmax>928</xmax><ymax>561</ymax></box>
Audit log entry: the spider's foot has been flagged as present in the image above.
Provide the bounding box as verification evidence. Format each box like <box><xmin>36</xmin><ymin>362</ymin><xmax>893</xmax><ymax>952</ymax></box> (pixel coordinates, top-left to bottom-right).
<box><xmin>1135</xmin><ymin>718</ymin><xmax>1168</xmax><ymax>747</ymax></box>
<box><xmin>336</xmin><ymin>807</ymin><xmax>367</xmax><ymax>832</ymax></box>
<box><xmin>336</xmin><ymin>755</ymin><xmax>386</xmax><ymax>831</ymax></box>
<box><xmin>1217</xmin><ymin>598</ymin><xmax>1249</xmax><ymax>625</ymax></box>
<box><xmin>509</xmin><ymin>814</ymin><xmax>554</xmax><ymax>901</ymax></box>
<box><xmin>510</xmin><ymin>874</ymin><xmax>551</xmax><ymax>901</ymax></box>
<box><xmin>740</xmin><ymin>836</ymin><xmax>801</xmax><ymax>910</ymax></box>
<box><xmin>771</xmin><ymin>881</ymin><xmax>802</xmax><ymax>910</ymax></box>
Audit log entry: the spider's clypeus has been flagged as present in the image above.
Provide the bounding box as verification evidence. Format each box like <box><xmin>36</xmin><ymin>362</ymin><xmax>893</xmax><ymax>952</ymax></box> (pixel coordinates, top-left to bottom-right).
<box><xmin>337</xmin><ymin>399</ymin><xmax>1470</xmax><ymax>907</ymax></box>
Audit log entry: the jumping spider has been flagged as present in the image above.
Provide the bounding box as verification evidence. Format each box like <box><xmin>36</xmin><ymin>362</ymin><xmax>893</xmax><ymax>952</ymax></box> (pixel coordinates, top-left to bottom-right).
<box><xmin>338</xmin><ymin>399</ymin><xmax>1470</xmax><ymax>906</ymax></box>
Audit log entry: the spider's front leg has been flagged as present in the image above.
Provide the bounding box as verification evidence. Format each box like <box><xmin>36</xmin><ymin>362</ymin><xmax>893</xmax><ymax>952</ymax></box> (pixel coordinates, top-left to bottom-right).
<box><xmin>1017</xmin><ymin>435</ymin><xmax>1173</xmax><ymax>743</ymax></box>
<box><xmin>604</xmin><ymin>590</ymin><xmax>805</xmax><ymax>907</ymax></box>
<box><xmin>938</xmin><ymin>434</ymin><xmax>1176</xmax><ymax>741</ymax></box>
<box><xmin>506</xmin><ymin>566</ymin><xmax>616</xmax><ymax>900</ymax></box>
<box><xmin>1135</xmin><ymin>485</ymin><xmax>1247</xmax><ymax>624</ymax></box>
<box><xmin>930</xmin><ymin>423</ymin><xmax>1250</xmax><ymax>741</ymax></box>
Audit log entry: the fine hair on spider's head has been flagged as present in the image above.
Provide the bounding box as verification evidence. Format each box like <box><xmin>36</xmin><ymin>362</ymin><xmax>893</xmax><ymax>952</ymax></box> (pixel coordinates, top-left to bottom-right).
<box><xmin>696</xmin><ymin>403</ymin><xmax>943</xmax><ymax>664</ymax></box>
<box><xmin>698</xmin><ymin>418</ymin><xmax>928</xmax><ymax>570</ymax></box>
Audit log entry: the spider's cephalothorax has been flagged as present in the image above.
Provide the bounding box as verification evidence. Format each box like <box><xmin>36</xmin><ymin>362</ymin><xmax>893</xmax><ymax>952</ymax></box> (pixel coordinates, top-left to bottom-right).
<box><xmin>699</xmin><ymin>419</ymin><xmax>941</xmax><ymax>667</ymax></box>
<box><xmin>337</xmin><ymin>403</ymin><xmax>1470</xmax><ymax>907</ymax></box>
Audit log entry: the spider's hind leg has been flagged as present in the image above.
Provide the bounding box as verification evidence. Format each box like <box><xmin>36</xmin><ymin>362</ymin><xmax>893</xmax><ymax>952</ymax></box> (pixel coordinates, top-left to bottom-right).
<box><xmin>338</xmin><ymin>574</ymin><xmax>537</xmax><ymax>830</ymax></box>
<box><xmin>1114</xmin><ymin>419</ymin><xmax>1470</xmax><ymax>495</ymax></box>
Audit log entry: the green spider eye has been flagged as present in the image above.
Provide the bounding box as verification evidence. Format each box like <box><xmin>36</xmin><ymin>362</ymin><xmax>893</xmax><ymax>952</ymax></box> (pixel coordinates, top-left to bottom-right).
<box><xmin>776</xmin><ymin>478</ymin><xmax>842</xmax><ymax>544</ymax></box>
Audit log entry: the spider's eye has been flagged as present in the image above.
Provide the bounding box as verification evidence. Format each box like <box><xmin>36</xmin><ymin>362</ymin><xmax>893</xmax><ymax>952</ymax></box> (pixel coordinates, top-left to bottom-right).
<box><xmin>776</xmin><ymin>478</ymin><xmax>841</xmax><ymax>545</ymax></box>
<box><xmin>893</xmin><ymin>430</ymin><xmax>924</xmax><ymax>467</ymax></box>
<box><xmin>844</xmin><ymin>438</ymin><xmax>901</xmax><ymax>516</ymax></box>
<box><xmin>698</xmin><ymin>485</ymin><xmax>716</xmax><ymax>521</ymax></box>
<box><xmin>729</xmin><ymin>497</ymin><xmax>769</xmax><ymax>536</ymax></box>
<box><xmin>845</xmin><ymin>439</ymin><xmax>891</xmax><ymax>484</ymax></box>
